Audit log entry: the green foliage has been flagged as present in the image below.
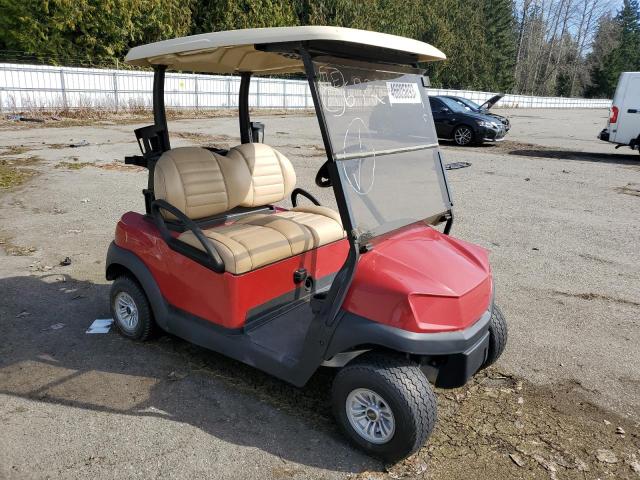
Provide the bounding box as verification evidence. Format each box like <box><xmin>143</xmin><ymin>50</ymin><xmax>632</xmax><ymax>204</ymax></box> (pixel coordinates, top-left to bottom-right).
<box><xmin>192</xmin><ymin>0</ymin><xmax>298</xmax><ymax>33</ymax></box>
<box><xmin>587</xmin><ymin>0</ymin><xmax>640</xmax><ymax>97</ymax></box>
<box><xmin>0</xmin><ymin>0</ymin><xmax>192</xmax><ymax>66</ymax></box>
<box><xmin>4</xmin><ymin>0</ymin><xmax>609</xmax><ymax>97</ymax></box>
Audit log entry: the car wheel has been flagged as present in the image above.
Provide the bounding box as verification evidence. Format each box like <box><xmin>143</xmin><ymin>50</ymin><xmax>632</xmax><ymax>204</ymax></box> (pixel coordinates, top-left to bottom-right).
<box><xmin>110</xmin><ymin>275</ymin><xmax>155</xmax><ymax>341</ymax></box>
<box><xmin>453</xmin><ymin>125</ymin><xmax>475</xmax><ymax>146</ymax></box>
<box><xmin>332</xmin><ymin>352</ymin><xmax>437</xmax><ymax>462</ymax></box>
<box><xmin>482</xmin><ymin>305</ymin><xmax>508</xmax><ymax>368</ymax></box>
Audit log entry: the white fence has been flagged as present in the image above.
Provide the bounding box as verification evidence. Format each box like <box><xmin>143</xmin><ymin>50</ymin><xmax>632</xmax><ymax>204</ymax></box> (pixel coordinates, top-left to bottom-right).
<box><xmin>0</xmin><ymin>62</ymin><xmax>612</xmax><ymax>112</ymax></box>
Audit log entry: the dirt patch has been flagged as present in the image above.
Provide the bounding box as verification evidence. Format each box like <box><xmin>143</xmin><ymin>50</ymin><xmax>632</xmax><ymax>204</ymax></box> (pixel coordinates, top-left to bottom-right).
<box><xmin>616</xmin><ymin>183</ymin><xmax>640</xmax><ymax>197</ymax></box>
<box><xmin>173</xmin><ymin>131</ymin><xmax>233</xmax><ymax>145</ymax></box>
<box><xmin>551</xmin><ymin>290</ymin><xmax>640</xmax><ymax>307</ymax></box>
<box><xmin>443</xmin><ymin>140</ymin><xmax>640</xmax><ymax>165</ymax></box>
<box><xmin>95</xmin><ymin>161</ymin><xmax>145</xmax><ymax>172</ymax></box>
<box><xmin>350</xmin><ymin>370</ymin><xmax>640</xmax><ymax>479</ymax></box>
<box><xmin>0</xmin><ymin>237</ymin><xmax>36</xmax><ymax>256</ymax></box>
<box><xmin>55</xmin><ymin>161</ymin><xmax>93</xmax><ymax>170</ymax></box>
<box><xmin>0</xmin><ymin>109</ymin><xmax>315</xmax><ymax>131</ymax></box>
<box><xmin>0</xmin><ymin>145</ymin><xmax>34</xmax><ymax>157</ymax></box>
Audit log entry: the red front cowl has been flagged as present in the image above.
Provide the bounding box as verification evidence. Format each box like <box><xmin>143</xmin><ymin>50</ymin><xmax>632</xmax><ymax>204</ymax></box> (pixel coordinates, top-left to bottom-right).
<box><xmin>342</xmin><ymin>223</ymin><xmax>492</xmax><ymax>333</ymax></box>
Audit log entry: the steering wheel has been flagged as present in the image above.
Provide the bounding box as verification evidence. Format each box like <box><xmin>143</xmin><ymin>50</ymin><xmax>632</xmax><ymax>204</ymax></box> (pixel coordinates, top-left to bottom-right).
<box><xmin>315</xmin><ymin>160</ymin><xmax>332</xmax><ymax>188</ymax></box>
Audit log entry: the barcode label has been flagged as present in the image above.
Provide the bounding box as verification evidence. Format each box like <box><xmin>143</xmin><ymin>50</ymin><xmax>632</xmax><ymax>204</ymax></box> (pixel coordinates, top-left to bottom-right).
<box><xmin>386</xmin><ymin>82</ymin><xmax>421</xmax><ymax>104</ymax></box>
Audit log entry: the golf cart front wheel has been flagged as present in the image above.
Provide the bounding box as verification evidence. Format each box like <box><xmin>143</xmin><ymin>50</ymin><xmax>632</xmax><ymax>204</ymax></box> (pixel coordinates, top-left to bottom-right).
<box><xmin>110</xmin><ymin>275</ymin><xmax>154</xmax><ymax>341</ymax></box>
<box><xmin>332</xmin><ymin>352</ymin><xmax>437</xmax><ymax>462</ymax></box>
<box><xmin>453</xmin><ymin>125</ymin><xmax>475</xmax><ymax>146</ymax></box>
<box><xmin>482</xmin><ymin>305</ymin><xmax>508</xmax><ymax>368</ymax></box>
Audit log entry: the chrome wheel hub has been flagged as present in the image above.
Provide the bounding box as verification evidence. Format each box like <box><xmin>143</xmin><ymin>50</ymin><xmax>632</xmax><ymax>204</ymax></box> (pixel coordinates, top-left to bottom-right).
<box><xmin>346</xmin><ymin>388</ymin><xmax>395</xmax><ymax>444</ymax></box>
<box><xmin>114</xmin><ymin>292</ymin><xmax>138</xmax><ymax>332</ymax></box>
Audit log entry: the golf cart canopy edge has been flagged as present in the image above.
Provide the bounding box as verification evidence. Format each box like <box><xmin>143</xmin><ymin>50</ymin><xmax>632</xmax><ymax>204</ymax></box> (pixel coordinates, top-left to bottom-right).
<box><xmin>124</xmin><ymin>26</ymin><xmax>447</xmax><ymax>74</ymax></box>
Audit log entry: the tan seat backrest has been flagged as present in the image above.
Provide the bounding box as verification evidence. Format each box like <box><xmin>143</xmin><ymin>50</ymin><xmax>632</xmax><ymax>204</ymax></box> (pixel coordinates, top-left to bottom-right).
<box><xmin>226</xmin><ymin>143</ymin><xmax>296</xmax><ymax>207</ymax></box>
<box><xmin>154</xmin><ymin>147</ymin><xmax>251</xmax><ymax>220</ymax></box>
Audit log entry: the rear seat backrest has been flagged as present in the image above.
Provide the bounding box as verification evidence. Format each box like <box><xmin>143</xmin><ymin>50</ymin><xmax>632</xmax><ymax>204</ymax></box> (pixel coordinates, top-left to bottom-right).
<box><xmin>226</xmin><ymin>143</ymin><xmax>296</xmax><ymax>207</ymax></box>
<box><xmin>154</xmin><ymin>147</ymin><xmax>252</xmax><ymax>220</ymax></box>
<box><xmin>154</xmin><ymin>144</ymin><xmax>297</xmax><ymax>221</ymax></box>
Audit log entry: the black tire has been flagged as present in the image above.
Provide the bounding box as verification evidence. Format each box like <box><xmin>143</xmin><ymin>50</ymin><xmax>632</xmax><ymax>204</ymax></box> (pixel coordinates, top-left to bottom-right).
<box><xmin>332</xmin><ymin>352</ymin><xmax>437</xmax><ymax>462</ymax></box>
<box><xmin>453</xmin><ymin>125</ymin><xmax>476</xmax><ymax>146</ymax></box>
<box><xmin>482</xmin><ymin>305</ymin><xmax>508</xmax><ymax>368</ymax></box>
<box><xmin>110</xmin><ymin>275</ymin><xmax>154</xmax><ymax>341</ymax></box>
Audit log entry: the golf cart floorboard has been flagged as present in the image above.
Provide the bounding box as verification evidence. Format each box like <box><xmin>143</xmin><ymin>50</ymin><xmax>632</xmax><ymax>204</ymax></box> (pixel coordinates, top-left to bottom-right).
<box><xmin>245</xmin><ymin>303</ymin><xmax>314</xmax><ymax>364</ymax></box>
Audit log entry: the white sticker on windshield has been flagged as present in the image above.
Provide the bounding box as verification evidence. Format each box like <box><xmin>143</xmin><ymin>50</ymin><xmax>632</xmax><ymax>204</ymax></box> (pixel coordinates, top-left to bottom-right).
<box><xmin>386</xmin><ymin>82</ymin><xmax>421</xmax><ymax>105</ymax></box>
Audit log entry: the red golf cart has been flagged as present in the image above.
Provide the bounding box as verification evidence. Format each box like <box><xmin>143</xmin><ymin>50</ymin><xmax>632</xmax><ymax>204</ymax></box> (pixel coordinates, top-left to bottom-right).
<box><xmin>106</xmin><ymin>26</ymin><xmax>507</xmax><ymax>461</ymax></box>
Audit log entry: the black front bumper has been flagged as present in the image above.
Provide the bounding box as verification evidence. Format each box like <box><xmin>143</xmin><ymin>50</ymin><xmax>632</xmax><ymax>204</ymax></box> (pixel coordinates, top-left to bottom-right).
<box><xmin>426</xmin><ymin>329</ymin><xmax>490</xmax><ymax>388</ymax></box>
<box><xmin>327</xmin><ymin>307</ymin><xmax>492</xmax><ymax>388</ymax></box>
<box><xmin>479</xmin><ymin>125</ymin><xmax>507</xmax><ymax>142</ymax></box>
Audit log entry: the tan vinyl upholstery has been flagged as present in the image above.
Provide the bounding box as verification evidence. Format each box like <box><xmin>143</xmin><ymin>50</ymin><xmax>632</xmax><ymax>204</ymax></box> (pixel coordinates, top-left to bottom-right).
<box><xmin>226</xmin><ymin>143</ymin><xmax>296</xmax><ymax>207</ymax></box>
<box><xmin>154</xmin><ymin>147</ymin><xmax>251</xmax><ymax>220</ymax></box>
<box><xmin>158</xmin><ymin>145</ymin><xmax>345</xmax><ymax>274</ymax></box>
<box><xmin>278</xmin><ymin>206</ymin><xmax>345</xmax><ymax>247</ymax></box>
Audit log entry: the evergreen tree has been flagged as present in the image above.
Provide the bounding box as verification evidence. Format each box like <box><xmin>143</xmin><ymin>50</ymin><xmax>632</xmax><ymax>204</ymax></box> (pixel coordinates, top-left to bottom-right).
<box><xmin>587</xmin><ymin>0</ymin><xmax>640</xmax><ymax>97</ymax></box>
<box><xmin>192</xmin><ymin>0</ymin><xmax>298</xmax><ymax>34</ymax></box>
<box><xmin>482</xmin><ymin>0</ymin><xmax>517</xmax><ymax>92</ymax></box>
<box><xmin>0</xmin><ymin>0</ymin><xmax>192</xmax><ymax>66</ymax></box>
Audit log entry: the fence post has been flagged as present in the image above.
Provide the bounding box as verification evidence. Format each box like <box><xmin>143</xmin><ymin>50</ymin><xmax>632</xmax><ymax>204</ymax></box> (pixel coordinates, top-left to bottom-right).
<box><xmin>226</xmin><ymin>77</ymin><xmax>232</xmax><ymax>109</ymax></box>
<box><xmin>256</xmin><ymin>78</ymin><xmax>260</xmax><ymax>108</ymax></box>
<box><xmin>282</xmin><ymin>79</ymin><xmax>287</xmax><ymax>109</ymax></box>
<box><xmin>112</xmin><ymin>71</ymin><xmax>119</xmax><ymax>112</ymax></box>
<box><xmin>59</xmin><ymin>69</ymin><xmax>68</xmax><ymax>110</ymax></box>
<box><xmin>304</xmin><ymin>84</ymin><xmax>309</xmax><ymax>109</ymax></box>
<box><xmin>0</xmin><ymin>89</ymin><xmax>3</xmax><ymax>114</ymax></box>
<box><xmin>194</xmin><ymin>76</ymin><xmax>199</xmax><ymax>111</ymax></box>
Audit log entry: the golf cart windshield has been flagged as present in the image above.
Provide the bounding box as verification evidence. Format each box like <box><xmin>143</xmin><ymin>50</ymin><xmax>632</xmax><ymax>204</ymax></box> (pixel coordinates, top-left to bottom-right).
<box><xmin>312</xmin><ymin>58</ymin><xmax>452</xmax><ymax>239</ymax></box>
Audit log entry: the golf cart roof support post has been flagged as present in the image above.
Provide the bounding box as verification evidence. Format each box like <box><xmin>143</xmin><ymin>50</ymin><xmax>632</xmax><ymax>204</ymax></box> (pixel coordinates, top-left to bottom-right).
<box><xmin>152</xmin><ymin>65</ymin><xmax>170</xmax><ymax>150</ymax></box>
<box><xmin>443</xmin><ymin>211</ymin><xmax>454</xmax><ymax>235</ymax></box>
<box><xmin>239</xmin><ymin>72</ymin><xmax>252</xmax><ymax>144</ymax></box>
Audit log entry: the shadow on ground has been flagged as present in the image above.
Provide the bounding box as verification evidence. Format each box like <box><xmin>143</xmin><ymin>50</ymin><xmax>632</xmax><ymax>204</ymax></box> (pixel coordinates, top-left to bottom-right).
<box><xmin>441</xmin><ymin>140</ymin><xmax>640</xmax><ymax>166</ymax></box>
<box><xmin>0</xmin><ymin>274</ymin><xmax>378</xmax><ymax>474</ymax></box>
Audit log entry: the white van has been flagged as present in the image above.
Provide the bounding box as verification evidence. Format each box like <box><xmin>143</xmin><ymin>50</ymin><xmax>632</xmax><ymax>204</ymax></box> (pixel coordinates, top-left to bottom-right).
<box><xmin>599</xmin><ymin>72</ymin><xmax>640</xmax><ymax>152</ymax></box>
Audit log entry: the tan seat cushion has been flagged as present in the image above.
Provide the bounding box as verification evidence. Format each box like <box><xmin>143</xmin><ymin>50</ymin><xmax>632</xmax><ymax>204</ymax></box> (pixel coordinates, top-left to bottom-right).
<box><xmin>178</xmin><ymin>207</ymin><xmax>345</xmax><ymax>274</ymax></box>
<box><xmin>156</xmin><ymin>144</ymin><xmax>345</xmax><ymax>273</ymax></box>
<box><xmin>279</xmin><ymin>206</ymin><xmax>346</xmax><ymax>247</ymax></box>
<box><xmin>154</xmin><ymin>147</ymin><xmax>251</xmax><ymax>220</ymax></box>
<box><xmin>226</xmin><ymin>143</ymin><xmax>296</xmax><ymax>207</ymax></box>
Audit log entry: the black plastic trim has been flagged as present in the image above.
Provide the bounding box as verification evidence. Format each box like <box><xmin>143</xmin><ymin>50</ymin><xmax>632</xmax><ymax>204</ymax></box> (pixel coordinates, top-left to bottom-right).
<box><xmin>291</xmin><ymin>187</ymin><xmax>321</xmax><ymax>207</ymax></box>
<box><xmin>150</xmin><ymin>199</ymin><xmax>225</xmax><ymax>273</ymax></box>
<box><xmin>105</xmin><ymin>242</ymin><xmax>170</xmax><ymax>331</ymax></box>
<box><xmin>326</xmin><ymin>308</ymin><xmax>492</xmax><ymax>358</ymax></box>
<box><xmin>239</xmin><ymin>72</ymin><xmax>252</xmax><ymax>144</ymax></box>
<box><xmin>244</xmin><ymin>272</ymin><xmax>336</xmax><ymax>330</ymax></box>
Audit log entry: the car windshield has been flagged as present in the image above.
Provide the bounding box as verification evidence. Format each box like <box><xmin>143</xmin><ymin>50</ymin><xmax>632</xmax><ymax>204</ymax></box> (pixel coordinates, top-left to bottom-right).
<box><xmin>451</xmin><ymin>97</ymin><xmax>483</xmax><ymax>111</ymax></box>
<box><xmin>312</xmin><ymin>58</ymin><xmax>452</xmax><ymax>239</ymax></box>
<box><xmin>437</xmin><ymin>96</ymin><xmax>468</xmax><ymax>113</ymax></box>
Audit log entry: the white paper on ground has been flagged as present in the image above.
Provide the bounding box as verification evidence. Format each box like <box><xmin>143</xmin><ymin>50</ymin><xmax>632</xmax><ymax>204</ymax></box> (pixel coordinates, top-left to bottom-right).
<box><xmin>86</xmin><ymin>318</ymin><xmax>114</xmax><ymax>334</ymax></box>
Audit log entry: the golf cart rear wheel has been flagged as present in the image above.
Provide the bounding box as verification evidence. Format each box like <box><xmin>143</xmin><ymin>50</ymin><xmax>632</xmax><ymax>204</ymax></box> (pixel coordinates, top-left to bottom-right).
<box><xmin>332</xmin><ymin>352</ymin><xmax>437</xmax><ymax>462</ymax></box>
<box><xmin>453</xmin><ymin>125</ymin><xmax>475</xmax><ymax>146</ymax></box>
<box><xmin>482</xmin><ymin>305</ymin><xmax>508</xmax><ymax>368</ymax></box>
<box><xmin>110</xmin><ymin>275</ymin><xmax>154</xmax><ymax>341</ymax></box>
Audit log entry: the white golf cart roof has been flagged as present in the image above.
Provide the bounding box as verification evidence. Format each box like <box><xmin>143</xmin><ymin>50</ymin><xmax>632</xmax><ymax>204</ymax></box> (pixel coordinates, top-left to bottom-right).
<box><xmin>125</xmin><ymin>26</ymin><xmax>446</xmax><ymax>74</ymax></box>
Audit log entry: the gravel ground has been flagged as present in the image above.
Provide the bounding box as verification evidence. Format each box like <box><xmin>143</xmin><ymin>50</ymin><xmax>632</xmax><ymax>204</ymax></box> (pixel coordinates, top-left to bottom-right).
<box><xmin>0</xmin><ymin>108</ymin><xmax>639</xmax><ymax>479</ymax></box>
